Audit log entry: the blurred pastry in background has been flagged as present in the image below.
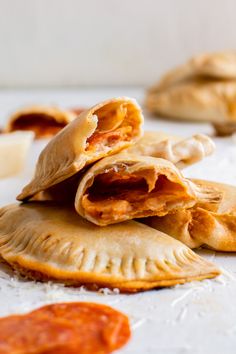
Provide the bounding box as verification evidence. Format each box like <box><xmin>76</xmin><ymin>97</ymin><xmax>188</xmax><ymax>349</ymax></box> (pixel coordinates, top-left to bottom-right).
<box><xmin>146</xmin><ymin>51</ymin><xmax>236</xmax><ymax>136</ymax></box>
<box><xmin>0</xmin><ymin>131</ymin><xmax>33</xmax><ymax>178</ymax></box>
<box><xmin>4</xmin><ymin>105</ymin><xmax>78</xmax><ymax>139</ymax></box>
<box><xmin>153</xmin><ymin>52</ymin><xmax>236</xmax><ymax>90</ymax></box>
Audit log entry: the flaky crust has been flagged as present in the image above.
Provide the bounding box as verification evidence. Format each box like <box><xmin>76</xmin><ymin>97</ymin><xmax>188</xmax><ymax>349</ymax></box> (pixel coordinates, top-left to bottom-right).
<box><xmin>0</xmin><ymin>203</ymin><xmax>220</xmax><ymax>292</ymax></box>
<box><xmin>17</xmin><ymin>97</ymin><xmax>143</xmax><ymax>201</ymax></box>
<box><xmin>75</xmin><ymin>154</ymin><xmax>197</xmax><ymax>225</ymax></box>
<box><xmin>146</xmin><ymin>180</ymin><xmax>236</xmax><ymax>251</ymax></box>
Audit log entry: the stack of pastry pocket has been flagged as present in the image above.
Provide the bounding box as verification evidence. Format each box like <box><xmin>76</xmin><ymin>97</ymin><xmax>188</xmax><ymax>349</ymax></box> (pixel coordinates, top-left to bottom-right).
<box><xmin>146</xmin><ymin>51</ymin><xmax>236</xmax><ymax>136</ymax></box>
<box><xmin>0</xmin><ymin>97</ymin><xmax>220</xmax><ymax>293</ymax></box>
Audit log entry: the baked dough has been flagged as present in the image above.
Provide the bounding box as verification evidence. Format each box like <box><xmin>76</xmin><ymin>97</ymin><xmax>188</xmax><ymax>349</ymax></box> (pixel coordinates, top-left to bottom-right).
<box><xmin>146</xmin><ymin>78</ymin><xmax>236</xmax><ymax>123</ymax></box>
<box><xmin>127</xmin><ymin>132</ymin><xmax>215</xmax><ymax>169</ymax></box>
<box><xmin>146</xmin><ymin>180</ymin><xmax>236</xmax><ymax>251</ymax></box>
<box><xmin>75</xmin><ymin>154</ymin><xmax>220</xmax><ymax>226</ymax></box>
<box><xmin>20</xmin><ymin>131</ymin><xmax>215</xmax><ymax>204</ymax></box>
<box><xmin>17</xmin><ymin>97</ymin><xmax>143</xmax><ymax>201</ymax></box>
<box><xmin>146</xmin><ymin>52</ymin><xmax>236</xmax><ymax>126</ymax></box>
<box><xmin>0</xmin><ymin>203</ymin><xmax>220</xmax><ymax>292</ymax></box>
<box><xmin>5</xmin><ymin>105</ymin><xmax>77</xmax><ymax>139</ymax></box>
<box><xmin>154</xmin><ymin>51</ymin><xmax>236</xmax><ymax>91</ymax></box>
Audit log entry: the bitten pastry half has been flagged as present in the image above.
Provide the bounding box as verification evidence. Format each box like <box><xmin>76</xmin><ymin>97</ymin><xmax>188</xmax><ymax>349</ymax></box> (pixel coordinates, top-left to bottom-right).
<box><xmin>25</xmin><ymin>132</ymin><xmax>215</xmax><ymax>205</ymax></box>
<box><xmin>146</xmin><ymin>180</ymin><xmax>236</xmax><ymax>252</ymax></box>
<box><xmin>4</xmin><ymin>105</ymin><xmax>77</xmax><ymax>139</ymax></box>
<box><xmin>75</xmin><ymin>154</ymin><xmax>219</xmax><ymax>226</ymax></box>
<box><xmin>0</xmin><ymin>203</ymin><xmax>220</xmax><ymax>292</ymax></box>
<box><xmin>17</xmin><ymin>97</ymin><xmax>143</xmax><ymax>201</ymax></box>
<box><xmin>128</xmin><ymin>131</ymin><xmax>215</xmax><ymax>169</ymax></box>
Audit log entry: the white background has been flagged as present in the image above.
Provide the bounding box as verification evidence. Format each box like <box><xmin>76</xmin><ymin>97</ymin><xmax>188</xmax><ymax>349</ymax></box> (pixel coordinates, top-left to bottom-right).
<box><xmin>0</xmin><ymin>0</ymin><xmax>236</xmax><ymax>87</ymax></box>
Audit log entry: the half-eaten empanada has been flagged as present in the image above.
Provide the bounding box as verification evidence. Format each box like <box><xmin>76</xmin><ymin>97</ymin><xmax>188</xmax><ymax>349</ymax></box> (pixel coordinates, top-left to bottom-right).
<box><xmin>75</xmin><ymin>154</ymin><xmax>209</xmax><ymax>226</ymax></box>
<box><xmin>146</xmin><ymin>180</ymin><xmax>236</xmax><ymax>251</ymax></box>
<box><xmin>5</xmin><ymin>105</ymin><xmax>77</xmax><ymax>139</ymax></box>
<box><xmin>17</xmin><ymin>97</ymin><xmax>143</xmax><ymax>201</ymax></box>
<box><xmin>19</xmin><ymin>132</ymin><xmax>215</xmax><ymax>204</ymax></box>
<box><xmin>0</xmin><ymin>203</ymin><xmax>220</xmax><ymax>292</ymax></box>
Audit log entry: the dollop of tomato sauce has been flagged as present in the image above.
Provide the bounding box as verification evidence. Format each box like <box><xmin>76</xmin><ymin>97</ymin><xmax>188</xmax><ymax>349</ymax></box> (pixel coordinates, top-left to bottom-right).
<box><xmin>0</xmin><ymin>302</ymin><xmax>131</xmax><ymax>354</ymax></box>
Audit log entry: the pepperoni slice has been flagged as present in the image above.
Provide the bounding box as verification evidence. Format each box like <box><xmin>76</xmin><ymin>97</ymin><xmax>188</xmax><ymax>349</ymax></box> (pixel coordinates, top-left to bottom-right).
<box><xmin>0</xmin><ymin>302</ymin><xmax>131</xmax><ymax>354</ymax></box>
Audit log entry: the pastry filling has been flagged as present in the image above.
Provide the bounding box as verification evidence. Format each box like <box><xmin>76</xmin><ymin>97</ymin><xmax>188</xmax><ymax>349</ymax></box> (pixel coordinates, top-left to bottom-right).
<box><xmin>86</xmin><ymin>102</ymin><xmax>139</xmax><ymax>152</ymax></box>
<box><xmin>10</xmin><ymin>114</ymin><xmax>66</xmax><ymax>138</ymax></box>
<box><xmin>82</xmin><ymin>167</ymin><xmax>195</xmax><ymax>223</ymax></box>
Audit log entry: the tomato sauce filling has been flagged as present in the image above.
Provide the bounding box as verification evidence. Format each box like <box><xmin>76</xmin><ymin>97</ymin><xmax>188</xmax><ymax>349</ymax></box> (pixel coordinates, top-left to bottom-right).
<box><xmin>10</xmin><ymin>114</ymin><xmax>66</xmax><ymax>138</ymax></box>
<box><xmin>82</xmin><ymin>167</ymin><xmax>194</xmax><ymax>223</ymax></box>
<box><xmin>85</xmin><ymin>102</ymin><xmax>138</xmax><ymax>152</ymax></box>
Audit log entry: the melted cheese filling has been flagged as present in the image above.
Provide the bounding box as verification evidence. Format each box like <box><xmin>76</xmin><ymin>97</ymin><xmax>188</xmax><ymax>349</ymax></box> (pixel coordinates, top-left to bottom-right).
<box><xmin>82</xmin><ymin>170</ymin><xmax>194</xmax><ymax>223</ymax></box>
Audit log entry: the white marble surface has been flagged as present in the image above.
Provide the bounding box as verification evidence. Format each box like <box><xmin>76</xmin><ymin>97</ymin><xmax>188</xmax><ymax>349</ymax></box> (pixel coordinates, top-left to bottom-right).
<box><xmin>0</xmin><ymin>89</ymin><xmax>236</xmax><ymax>354</ymax></box>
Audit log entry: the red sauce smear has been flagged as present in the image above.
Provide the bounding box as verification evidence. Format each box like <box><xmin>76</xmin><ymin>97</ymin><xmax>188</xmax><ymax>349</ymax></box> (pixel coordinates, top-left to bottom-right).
<box><xmin>0</xmin><ymin>302</ymin><xmax>131</xmax><ymax>354</ymax></box>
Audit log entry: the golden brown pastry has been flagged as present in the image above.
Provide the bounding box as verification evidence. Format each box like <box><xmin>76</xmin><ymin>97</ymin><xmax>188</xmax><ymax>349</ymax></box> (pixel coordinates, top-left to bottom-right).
<box><xmin>127</xmin><ymin>131</ymin><xmax>215</xmax><ymax>169</ymax></box>
<box><xmin>0</xmin><ymin>203</ymin><xmax>220</xmax><ymax>292</ymax></box>
<box><xmin>18</xmin><ymin>131</ymin><xmax>215</xmax><ymax>204</ymax></box>
<box><xmin>0</xmin><ymin>132</ymin><xmax>34</xmax><ymax>178</ymax></box>
<box><xmin>4</xmin><ymin>105</ymin><xmax>77</xmax><ymax>139</ymax></box>
<box><xmin>156</xmin><ymin>52</ymin><xmax>236</xmax><ymax>90</ymax></box>
<box><xmin>74</xmin><ymin>154</ymin><xmax>220</xmax><ymax>226</ymax></box>
<box><xmin>146</xmin><ymin>78</ymin><xmax>236</xmax><ymax>123</ymax></box>
<box><xmin>146</xmin><ymin>180</ymin><xmax>236</xmax><ymax>251</ymax></box>
<box><xmin>17</xmin><ymin>97</ymin><xmax>143</xmax><ymax>201</ymax></box>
